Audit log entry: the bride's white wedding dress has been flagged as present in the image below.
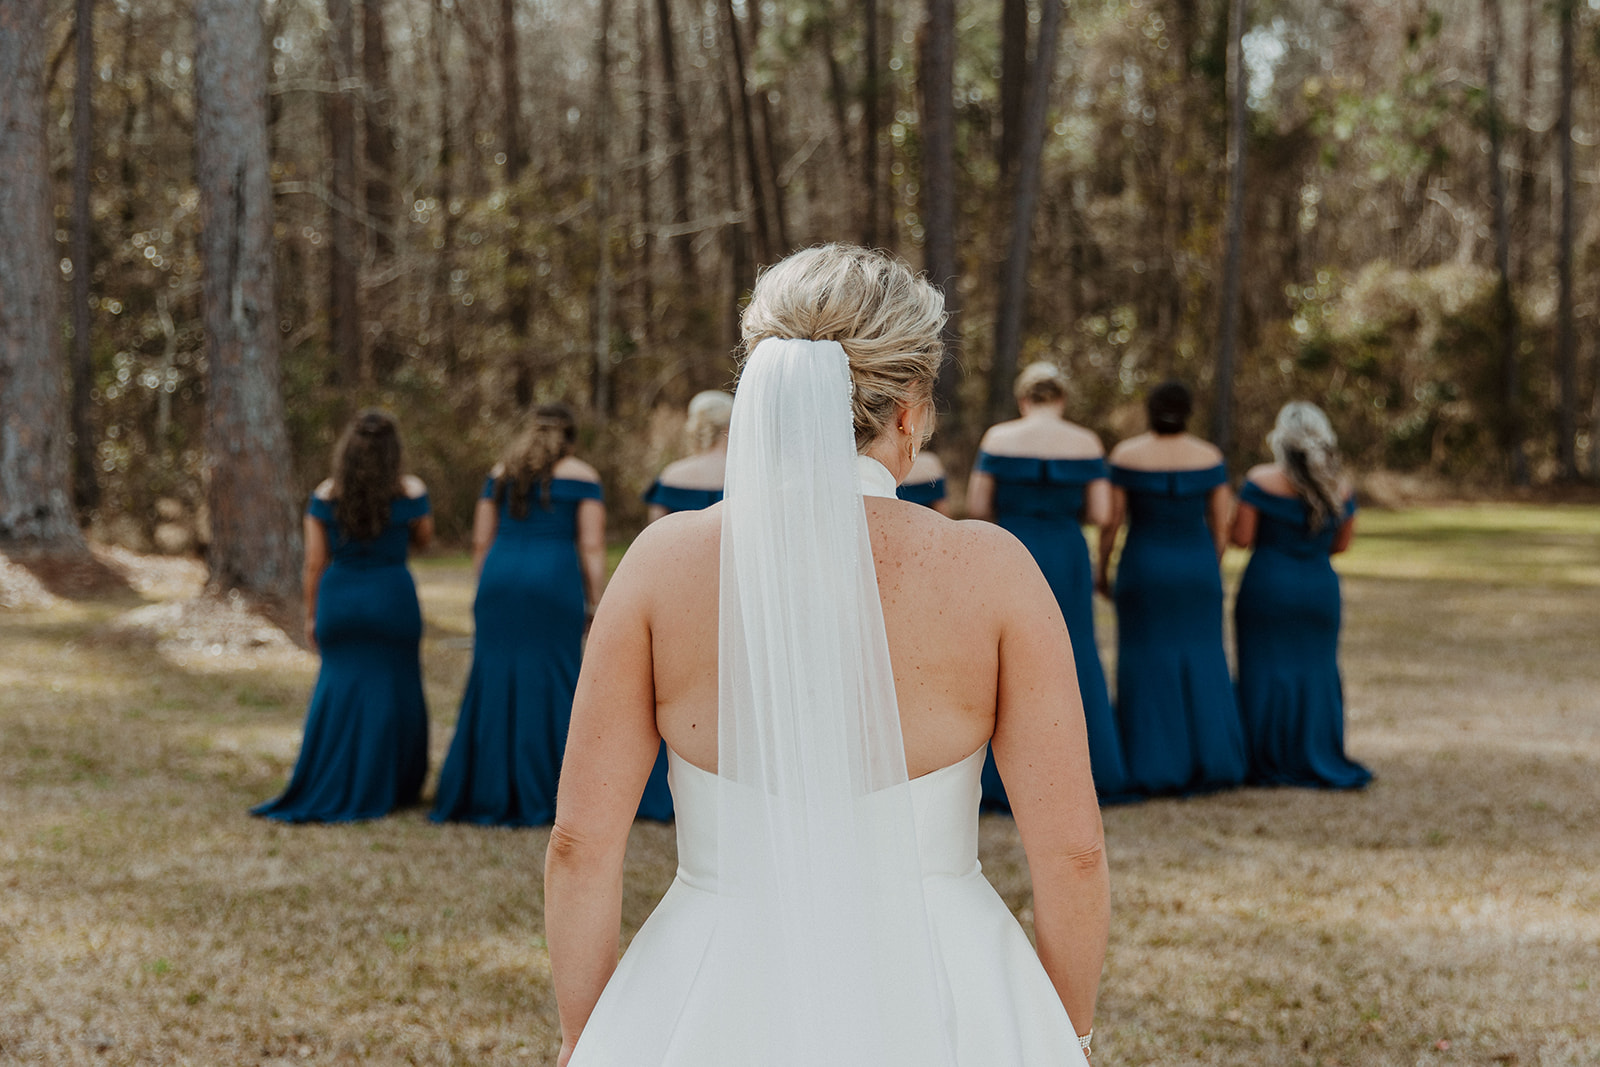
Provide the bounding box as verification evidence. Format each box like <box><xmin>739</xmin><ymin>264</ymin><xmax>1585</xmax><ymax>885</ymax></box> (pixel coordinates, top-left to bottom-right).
<box><xmin>568</xmin><ymin>746</ymin><xmax>1089</xmax><ymax>1065</ymax></box>
<box><xmin>566</xmin><ymin>338</ymin><xmax>1090</xmax><ymax>1066</ymax></box>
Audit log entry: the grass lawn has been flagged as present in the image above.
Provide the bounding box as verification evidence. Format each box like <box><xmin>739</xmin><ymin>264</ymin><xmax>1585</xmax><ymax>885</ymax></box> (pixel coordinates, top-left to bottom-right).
<box><xmin>2</xmin><ymin>505</ymin><xmax>1597</xmax><ymax>1065</ymax></box>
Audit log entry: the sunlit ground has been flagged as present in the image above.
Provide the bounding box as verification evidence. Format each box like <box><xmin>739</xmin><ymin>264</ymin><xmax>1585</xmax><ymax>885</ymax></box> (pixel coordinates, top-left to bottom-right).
<box><xmin>1</xmin><ymin>505</ymin><xmax>1597</xmax><ymax>1065</ymax></box>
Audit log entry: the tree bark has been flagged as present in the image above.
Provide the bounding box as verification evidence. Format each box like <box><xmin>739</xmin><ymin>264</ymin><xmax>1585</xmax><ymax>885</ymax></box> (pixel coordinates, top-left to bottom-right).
<box><xmin>653</xmin><ymin>0</ymin><xmax>694</xmax><ymax>280</ymax></box>
<box><xmin>0</xmin><ymin>0</ymin><xmax>86</xmax><ymax>549</ymax></box>
<box><xmin>920</xmin><ymin>0</ymin><xmax>963</xmax><ymax>425</ymax></box>
<box><xmin>431</xmin><ymin>0</ymin><xmax>459</xmax><ymax>379</ymax></box>
<box><xmin>500</xmin><ymin>0</ymin><xmax>533</xmax><ymax>406</ymax></box>
<box><xmin>592</xmin><ymin>0</ymin><xmax>615</xmax><ymax>421</ymax></box>
<box><xmin>634</xmin><ymin>0</ymin><xmax>656</xmax><ymax>341</ymax></box>
<box><xmin>862</xmin><ymin>0</ymin><xmax>883</xmax><ymax>247</ymax></box>
<box><xmin>998</xmin><ymin>0</ymin><xmax>1027</xmax><ymax>179</ymax></box>
<box><xmin>326</xmin><ymin>0</ymin><xmax>363</xmax><ymax>387</ymax></box>
<box><xmin>194</xmin><ymin>0</ymin><xmax>302</xmax><ymax>600</ymax></box>
<box><xmin>720</xmin><ymin>0</ymin><xmax>773</xmax><ymax>264</ymax></box>
<box><xmin>989</xmin><ymin>0</ymin><xmax>1066</xmax><ymax>425</ymax></box>
<box><xmin>71</xmin><ymin>0</ymin><xmax>99</xmax><ymax>517</ymax></box>
<box><xmin>1484</xmin><ymin>0</ymin><xmax>1527</xmax><ymax>485</ymax></box>
<box><xmin>1212</xmin><ymin>0</ymin><xmax>1248</xmax><ymax>461</ymax></box>
<box><xmin>1554</xmin><ymin>0</ymin><xmax>1576</xmax><ymax>480</ymax></box>
<box><xmin>363</xmin><ymin>0</ymin><xmax>401</xmax><ymax>380</ymax></box>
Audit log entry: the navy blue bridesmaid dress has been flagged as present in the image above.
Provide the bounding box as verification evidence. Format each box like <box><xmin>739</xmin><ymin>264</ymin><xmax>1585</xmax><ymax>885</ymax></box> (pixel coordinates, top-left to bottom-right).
<box><xmin>1110</xmin><ymin>464</ymin><xmax>1246</xmax><ymax>795</ymax></box>
<box><xmin>895</xmin><ymin>476</ymin><xmax>947</xmax><ymax>508</ymax></box>
<box><xmin>975</xmin><ymin>453</ymin><xmax>1134</xmax><ymax>808</ymax></box>
<box><xmin>1234</xmin><ymin>482</ymin><xmax>1370</xmax><ymax>789</ymax></box>
<box><xmin>431</xmin><ymin>476</ymin><xmax>603</xmax><ymax>826</ymax></box>
<box><xmin>253</xmin><ymin>494</ymin><xmax>431</xmax><ymax>823</ymax></box>
<box><xmin>632</xmin><ymin>479</ymin><xmax>723</xmax><ymax>821</ymax></box>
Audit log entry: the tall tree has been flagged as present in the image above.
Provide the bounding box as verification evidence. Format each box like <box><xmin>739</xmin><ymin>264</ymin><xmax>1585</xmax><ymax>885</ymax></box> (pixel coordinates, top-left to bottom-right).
<box><xmin>1554</xmin><ymin>0</ymin><xmax>1577</xmax><ymax>480</ymax></box>
<box><xmin>194</xmin><ymin>0</ymin><xmax>301</xmax><ymax>599</ymax></box>
<box><xmin>0</xmin><ymin>0</ymin><xmax>86</xmax><ymax>549</ymax></box>
<box><xmin>592</xmin><ymin>0</ymin><xmax>616</xmax><ymax>420</ymax></box>
<box><xmin>362</xmin><ymin>0</ymin><xmax>401</xmax><ymax>379</ymax></box>
<box><xmin>1484</xmin><ymin>0</ymin><xmax>1527</xmax><ymax>485</ymax></box>
<box><xmin>862</xmin><ymin>0</ymin><xmax>883</xmax><ymax>247</ymax></box>
<box><xmin>430</xmin><ymin>0</ymin><xmax>459</xmax><ymax>378</ymax></box>
<box><xmin>70</xmin><ymin>0</ymin><xmax>100</xmax><ymax>516</ymax></box>
<box><xmin>500</xmin><ymin>0</ymin><xmax>533</xmax><ymax>406</ymax></box>
<box><xmin>653</xmin><ymin>0</ymin><xmax>694</xmax><ymax>281</ymax></box>
<box><xmin>920</xmin><ymin>0</ymin><xmax>963</xmax><ymax>424</ymax></box>
<box><xmin>721</xmin><ymin>0</ymin><xmax>774</xmax><ymax>264</ymax></box>
<box><xmin>989</xmin><ymin>0</ymin><xmax>1066</xmax><ymax>425</ymax></box>
<box><xmin>998</xmin><ymin>0</ymin><xmax>1028</xmax><ymax>179</ymax></box>
<box><xmin>1212</xmin><ymin>0</ymin><xmax>1248</xmax><ymax>461</ymax></box>
<box><xmin>326</xmin><ymin>0</ymin><xmax>363</xmax><ymax>386</ymax></box>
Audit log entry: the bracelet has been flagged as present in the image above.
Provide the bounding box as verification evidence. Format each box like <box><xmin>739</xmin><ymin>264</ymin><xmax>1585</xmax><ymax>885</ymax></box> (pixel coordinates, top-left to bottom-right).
<box><xmin>1078</xmin><ymin>1029</ymin><xmax>1093</xmax><ymax>1056</ymax></box>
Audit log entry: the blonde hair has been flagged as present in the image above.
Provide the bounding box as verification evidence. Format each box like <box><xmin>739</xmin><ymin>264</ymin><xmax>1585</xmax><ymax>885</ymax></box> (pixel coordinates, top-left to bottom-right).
<box><xmin>1014</xmin><ymin>361</ymin><xmax>1068</xmax><ymax>405</ymax></box>
<box><xmin>1268</xmin><ymin>401</ymin><xmax>1344</xmax><ymax>532</ymax></box>
<box><xmin>739</xmin><ymin>244</ymin><xmax>946</xmax><ymax>450</ymax></box>
<box><xmin>685</xmin><ymin>390</ymin><xmax>734</xmax><ymax>453</ymax></box>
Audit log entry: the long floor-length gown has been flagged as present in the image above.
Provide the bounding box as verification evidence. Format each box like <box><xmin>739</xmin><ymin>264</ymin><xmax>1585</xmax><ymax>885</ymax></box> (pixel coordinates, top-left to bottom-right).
<box><xmin>1110</xmin><ymin>464</ymin><xmax>1246</xmax><ymax>795</ymax></box>
<box><xmin>1234</xmin><ymin>481</ymin><xmax>1371</xmax><ymax>789</ymax></box>
<box><xmin>430</xmin><ymin>476</ymin><xmax>602</xmax><ymax>826</ymax></box>
<box><xmin>633</xmin><ymin>479</ymin><xmax>723</xmax><ymax>821</ymax></box>
<box><xmin>975</xmin><ymin>453</ymin><xmax>1134</xmax><ymax>807</ymax></box>
<box><xmin>253</xmin><ymin>494</ymin><xmax>430</xmax><ymax>823</ymax></box>
<box><xmin>570</xmin><ymin>746</ymin><xmax>1089</xmax><ymax>1065</ymax></box>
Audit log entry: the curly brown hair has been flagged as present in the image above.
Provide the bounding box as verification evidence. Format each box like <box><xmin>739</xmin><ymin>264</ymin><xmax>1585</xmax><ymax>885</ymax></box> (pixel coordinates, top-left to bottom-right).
<box><xmin>330</xmin><ymin>410</ymin><xmax>404</xmax><ymax>542</ymax></box>
<box><xmin>496</xmin><ymin>404</ymin><xmax>577</xmax><ymax>519</ymax></box>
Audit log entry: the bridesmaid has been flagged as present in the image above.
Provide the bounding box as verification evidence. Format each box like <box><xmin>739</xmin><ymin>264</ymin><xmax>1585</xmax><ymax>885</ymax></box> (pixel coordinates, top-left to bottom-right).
<box><xmin>1100</xmin><ymin>380</ymin><xmax>1245</xmax><ymax>796</ymax></box>
<box><xmin>431</xmin><ymin>405</ymin><xmax>607</xmax><ymax>826</ymax></box>
<box><xmin>253</xmin><ymin>410</ymin><xmax>432</xmax><ymax>822</ymax></box>
<box><xmin>634</xmin><ymin>390</ymin><xmax>732</xmax><ymax>820</ymax></box>
<box><xmin>896</xmin><ymin>447</ymin><xmax>953</xmax><ymax>514</ymax></box>
<box><xmin>643</xmin><ymin>390</ymin><xmax>732</xmax><ymax>522</ymax></box>
<box><xmin>968</xmin><ymin>362</ymin><xmax>1133</xmax><ymax>807</ymax></box>
<box><xmin>1230</xmin><ymin>402</ymin><xmax>1371</xmax><ymax>789</ymax></box>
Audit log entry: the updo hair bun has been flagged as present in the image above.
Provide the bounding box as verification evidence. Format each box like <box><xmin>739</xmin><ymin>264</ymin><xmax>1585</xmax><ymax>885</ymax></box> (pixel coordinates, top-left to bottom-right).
<box><xmin>1014</xmin><ymin>361</ymin><xmax>1068</xmax><ymax>405</ymax></box>
<box><xmin>739</xmin><ymin>244</ymin><xmax>946</xmax><ymax>450</ymax></box>
<box><xmin>685</xmin><ymin>390</ymin><xmax>735</xmax><ymax>452</ymax></box>
<box><xmin>1147</xmin><ymin>380</ymin><xmax>1193</xmax><ymax>435</ymax></box>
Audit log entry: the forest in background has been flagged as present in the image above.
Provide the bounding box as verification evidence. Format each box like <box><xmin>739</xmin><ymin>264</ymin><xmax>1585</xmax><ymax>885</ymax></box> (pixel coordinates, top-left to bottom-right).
<box><xmin>7</xmin><ymin>0</ymin><xmax>1600</xmax><ymax>556</ymax></box>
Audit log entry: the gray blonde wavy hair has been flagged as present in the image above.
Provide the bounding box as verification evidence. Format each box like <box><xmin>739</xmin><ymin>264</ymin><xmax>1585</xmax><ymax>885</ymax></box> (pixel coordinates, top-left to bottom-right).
<box><xmin>1268</xmin><ymin>401</ymin><xmax>1344</xmax><ymax>532</ymax></box>
<box><xmin>739</xmin><ymin>244</ymin><xmax>946</xmax><ymax>451</ymax></box>
<box><xmin>684</xmin><ymin>390</ymin><xmax>735</xmax><ymax>453</ymax></box>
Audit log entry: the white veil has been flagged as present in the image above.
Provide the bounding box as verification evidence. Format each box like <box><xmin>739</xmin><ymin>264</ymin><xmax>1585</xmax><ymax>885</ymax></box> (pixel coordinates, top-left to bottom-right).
<box><xmin>708</xmin><ymin>337</ymin><xmax>958</xmax><ymax>1064</ymax></box>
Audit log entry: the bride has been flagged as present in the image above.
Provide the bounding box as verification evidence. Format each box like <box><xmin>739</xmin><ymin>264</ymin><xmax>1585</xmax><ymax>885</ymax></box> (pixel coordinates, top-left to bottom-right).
<box><xmin>545</xmin><ymin>245</ymin><xmax>1109</xmax><ymax>1065</ymax></box>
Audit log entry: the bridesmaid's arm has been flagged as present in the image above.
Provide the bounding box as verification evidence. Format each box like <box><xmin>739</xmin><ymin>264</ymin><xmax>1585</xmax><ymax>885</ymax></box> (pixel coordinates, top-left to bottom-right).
<box><xmin>965</xmin><ymin>469</ymin><xmax>996</xmax><ymax>522</ymax></box>
<box><xmin>1205</xmin><ymin>483</ymin><xmax>1233</xmax><ymax>561</ymax></box>
<box><xmin>1094</xmin><ymin>486</ymin><xmax>1125</xmax><ymax>598</ymax></box>
<box><xmin>576</xmin><ymin>498</ymin><xmax>608</xmax><ymax>611</ymax></box>
<box><xmin>988</xmin><ymin>535</ymin><xmax>1108</xmax><ymax>1041</ymax></box>
<box><xmin>1331</xmin><ymin>512</ymin><xmax>1356</xmax><ymax>554</ymax></box>
<box><xmin>1082</xmin><ymin>477</ymin><xmax>1111</xmax><ymax>528</ymax></box>
<box><xmin>1228</xmin><ymin>499</ymin><xmax>1259</xmax><ymax>549</ymax></box>
<box><xmin>302</xmin><ymin>515</ymin><xmax>330</xmax><ymax>652</ymax></box>
<box><xmin>547</xmin><ymin>540</ymin><xmax>665</xmax><ymax>1065</ymax></box>
<box><xmin>403</xmin><ymin>476</ymin><xmax>434</xmax><ymax>551</ymax></box>
<box><xmin>645</xmin><ymin>503</ymin><xmax>669</xmax><ymax>525</ymax></box>
<box><xmin>470</xmin><ymin>498</ymin><xmax>499</xmax><ymax>578</ymax></box>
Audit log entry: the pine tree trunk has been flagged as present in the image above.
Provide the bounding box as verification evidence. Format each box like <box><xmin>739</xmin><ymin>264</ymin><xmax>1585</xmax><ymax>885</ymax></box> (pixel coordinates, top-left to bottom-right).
<box><xmin>720</xmin><ymin>0</ymin><xmax>773</xmax><ymax>264</ymax></box>
<box><xmin>654</xmin><ymin>0</ymin><xmax>694</xmax><ymax>281</ymax></box>
<box><xmin>1484</xmin><ymin>0</ymin><xmax>1528</xmax><ymax>485</ymax></box>
<box><xmin>326</xmin><ymin>0</ymin><xmax>363</xmax><ymax>387</ymax></box>
<box><xmin>363</xmin><ymin>0</ymin><xmax>401</xmax><ymax>380</ymax></box>
<box><xmin>861</xmin><ymin>0</ymin><xmax>882</xmax><ymax>248</ymax></box>
<box><xmin>501</xmin><ymin>0</ymin><xmax>533</xmax><ymax>406</ymax></box>
<box><xmin>194</xmin><ymin>0</ymin><xmax>302</xmax><ymax>600</ymax></box>
<box><xmin>1212</xmin><ymin>0</ymin><xmax>1249</xmax><ymax>461</ymax></box>
<box><xmin>71</xmin><ymin>0</ymin><xmax>100</xmax><ymax>517</ymax></box>
<box><xmin>431</xmin><ymin>0</ymin><xmax>459</xmax><ymax>379</ymax></box>
<box><xmin>1554</xmin><ymin>0</ymin><xmax>1576</xmax><ymax>480</ymax></box>
<box><xmin>998</xmin><ymin>0</ymin><xmax>1027</xmax><ymax>180</ymax></box>
<box><xmin>0</xmin><ymin>0</ymin><xmax>86</xmax><ymax>549</ymax></box>
<box><xmin>592</xmin><ymin>0</ymin><xmax>615</xmax><ymax>421</ymax></box>
<box><xmin>919</xmin><ymin>0</ymin><xmax>963</xmax><ymax>425</ymax></box>
<box><xmin>989</xmin><ymin>0</ymin><xmax>1065</xmax><ymax>425</ymax></box>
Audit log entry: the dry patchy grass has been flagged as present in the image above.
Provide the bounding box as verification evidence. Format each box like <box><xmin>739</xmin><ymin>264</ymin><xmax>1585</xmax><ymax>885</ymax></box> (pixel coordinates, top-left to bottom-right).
<box><xmin>2</xmin><ymin>506</ymin><xmax>1598</xmax><ymax>1065</ymax></box>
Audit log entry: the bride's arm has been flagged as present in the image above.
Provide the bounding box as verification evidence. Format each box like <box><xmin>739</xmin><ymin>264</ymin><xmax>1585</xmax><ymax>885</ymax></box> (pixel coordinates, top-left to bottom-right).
<box><xmin>546</xmin><ymin>537</ymin><xmax>664</xmax><ymax>1063</ymax></box>
<box><xmin>987</xmin><ymin>534</ymin><xmax>1110</xmax><ymax>1040</ymax></box>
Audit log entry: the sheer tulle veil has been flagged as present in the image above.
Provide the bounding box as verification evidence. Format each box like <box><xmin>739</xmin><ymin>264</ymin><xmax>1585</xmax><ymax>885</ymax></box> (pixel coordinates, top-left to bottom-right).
<box><xmin>706</xmin><ymin>336</ymin><xmax>958</xmax><ymax>1064</ymax></box>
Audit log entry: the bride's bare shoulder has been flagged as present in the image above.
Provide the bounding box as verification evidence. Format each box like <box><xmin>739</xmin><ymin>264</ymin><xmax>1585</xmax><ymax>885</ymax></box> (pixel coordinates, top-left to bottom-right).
<box><xmin>610</xmin><ymin>504</ymin><xmax>721</xmax><ymax>596</ymax></box>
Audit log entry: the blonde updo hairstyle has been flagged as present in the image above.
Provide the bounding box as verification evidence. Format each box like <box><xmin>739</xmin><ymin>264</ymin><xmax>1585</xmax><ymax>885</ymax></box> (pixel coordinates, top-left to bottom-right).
<box><xmin>684</xmin><ymin>390</ymin><xmax>735</xmax><ymax>453</ymax></box>
<box><xmin>1268</xmin><ymin>401</ymin><xmax>1344</xmax><ymax>533</ymax></box>
<box><xmin>1014</xmin><ymin>361</ymin><xmax>1068</xmax><ymax>406</ymax></box>
<box><xmin>739</xmin><ymin>244</ymin><xmax>946</xmax><ymax>451</ymax></box>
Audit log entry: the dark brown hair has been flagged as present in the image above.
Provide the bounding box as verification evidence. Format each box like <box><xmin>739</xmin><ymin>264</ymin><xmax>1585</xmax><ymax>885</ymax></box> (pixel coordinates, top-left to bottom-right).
<box><xmin>1147</xmin><ymin>380</ymin><xmax>1193</xmax><ymax>435</ymax></box>
<box><xmin>496</xmin><ymin>404</ymin><xmax>577</xmax><ymax>518</ymax></box>
<box><xmin>330</xmin><ymin>409</ymin><xmax>404</xmax><ymax>542</ymax></box>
